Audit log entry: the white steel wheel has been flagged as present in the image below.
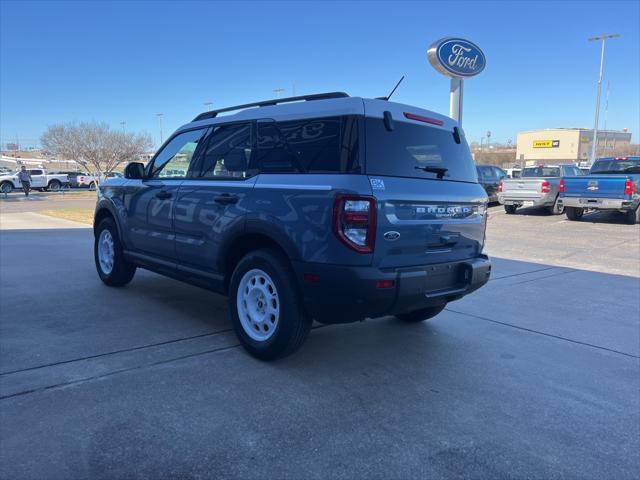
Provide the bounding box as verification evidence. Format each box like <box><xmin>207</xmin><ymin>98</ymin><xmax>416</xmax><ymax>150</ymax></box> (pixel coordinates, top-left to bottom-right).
<box><xmin>236</xmin><ymin>268</ymin><xmax>280</xmax><ymax>342</ymax></box>
<box><xmin>97</xmin><ymin>229</ymin><xmax>115</xmax><ymax>275</ymax></box>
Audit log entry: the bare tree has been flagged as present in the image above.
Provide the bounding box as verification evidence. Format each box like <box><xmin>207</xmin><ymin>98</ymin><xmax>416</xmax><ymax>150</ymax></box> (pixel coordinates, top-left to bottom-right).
<box><xmin>41</xmin><ymin>122</ymin><xmax>152</xmax><ymax>180</ymax></box>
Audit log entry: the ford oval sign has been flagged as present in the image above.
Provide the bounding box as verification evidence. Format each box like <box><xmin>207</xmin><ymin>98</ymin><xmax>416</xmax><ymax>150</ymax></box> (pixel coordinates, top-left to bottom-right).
<box><xmin>428</xmin><ymin>38</ymin><xmax>486</xmax><ymax>78</ymax></box>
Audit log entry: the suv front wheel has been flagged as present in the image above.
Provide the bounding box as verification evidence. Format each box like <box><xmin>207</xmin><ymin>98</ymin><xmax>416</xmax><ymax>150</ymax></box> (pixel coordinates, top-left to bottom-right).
<box><xmin>94</xmin><ymin>217</ymin><xmax>136</xmax><ymax>286</ymax></box>
<box><xmin>229</xmin><ymin>249</ymin><xmax>312</xmax><ymax>360</ymax></box>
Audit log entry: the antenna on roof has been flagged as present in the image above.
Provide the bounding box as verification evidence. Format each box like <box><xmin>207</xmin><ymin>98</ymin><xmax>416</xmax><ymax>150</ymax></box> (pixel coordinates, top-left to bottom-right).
<box><xmin>377</xmin><ymin>75</ymin><xmax>405</xmax><ymax>101</ymax></box>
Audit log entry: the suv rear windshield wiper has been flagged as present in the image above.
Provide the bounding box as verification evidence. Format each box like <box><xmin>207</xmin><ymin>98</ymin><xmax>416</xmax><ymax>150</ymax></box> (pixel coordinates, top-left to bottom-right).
<box><xmin>415</xmin><ymin>166</ymin><xmax>448</xmax><ymax>179</ymax></box>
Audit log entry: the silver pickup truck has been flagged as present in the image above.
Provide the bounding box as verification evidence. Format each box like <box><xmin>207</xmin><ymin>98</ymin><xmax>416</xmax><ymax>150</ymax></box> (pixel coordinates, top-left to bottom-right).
<box><xmin>498</xmin><ymin>164</ymin><xmax>584</xmax><ymax>215</ymax></box>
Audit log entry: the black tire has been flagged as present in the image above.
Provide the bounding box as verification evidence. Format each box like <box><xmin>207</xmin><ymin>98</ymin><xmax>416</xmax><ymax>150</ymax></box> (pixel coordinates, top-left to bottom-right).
<box><xmin>396</xmin><ymin>304</ymin><xmax>446</xmax><ymax>323</ymax></box>
<box><xmin>565</xmin><ymin>207</ymin><xmax>584</xmax><ymax>221</ymax></box>
<box><xmin>624</xmin><ymin>207</ymin><xmax>640</xmax><ymax>225</ymax></box>
<box><xmin>47</xmin><ymin>180</ymin><xmax>61</xmax><ymax>192</ymax></box>
<box><xmin>504</xmin><ymin>204</ymin><xmax>517</xmax><ymax>214</ymax></box>
<box><xmin>0</xmin><ymin>181</ymin><xmax>13</xmax><ymax>194</ymax></box>
<box><xmin>228</xmin><ymin>248</ymin><xmax>312</xmax><ymax>360</ymax></box>
<box><xmin>547</xmin><ymin>197</ymin><xmax>564</xmax><ymax>215</ymax></box>
<box><xmin>94</xmin><ymin>217</ymin><xmax>136</xmax><ymax>286</ymax></box>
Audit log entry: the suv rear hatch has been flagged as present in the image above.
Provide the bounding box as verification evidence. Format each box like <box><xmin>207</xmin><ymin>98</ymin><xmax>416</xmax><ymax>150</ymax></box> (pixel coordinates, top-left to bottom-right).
<box><xmin>363</xmin><ymin>111</ymin><xmax>487</xmax><ymax>269</ymax></box>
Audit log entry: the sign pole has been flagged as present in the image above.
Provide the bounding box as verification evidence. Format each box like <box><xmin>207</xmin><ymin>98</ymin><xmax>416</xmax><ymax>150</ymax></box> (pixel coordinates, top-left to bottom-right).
<box><xmin>449</xmin><ymin>78</ymin><xmax>463</xmax><ymax>125</ymax></box>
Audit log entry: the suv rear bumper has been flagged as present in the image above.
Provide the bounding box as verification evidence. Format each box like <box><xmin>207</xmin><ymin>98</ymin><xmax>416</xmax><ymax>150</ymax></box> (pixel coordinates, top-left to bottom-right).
<box><xmin>292</xmin><ymin>255</ymin><xmax>491</xmax><ymax>324</ymax></box>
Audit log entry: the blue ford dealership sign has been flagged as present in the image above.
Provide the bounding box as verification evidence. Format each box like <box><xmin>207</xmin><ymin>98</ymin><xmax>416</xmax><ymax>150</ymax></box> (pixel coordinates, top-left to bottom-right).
<box><xmin>427</xmin><ymin>38</ymin><xmax>486</xmax><ymax>78</ymax></box>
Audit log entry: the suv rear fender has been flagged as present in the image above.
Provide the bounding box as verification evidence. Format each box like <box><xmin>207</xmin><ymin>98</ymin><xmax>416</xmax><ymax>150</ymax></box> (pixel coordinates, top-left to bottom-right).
<box><xmin>249</xmin><ymin>174</ymin><xmax>374</xmax><ymax>266</ymax></box>
<box><xmin>219</xmin><ymin>217</ymin><xmax>301</xmax><ymax>293</ymax></box>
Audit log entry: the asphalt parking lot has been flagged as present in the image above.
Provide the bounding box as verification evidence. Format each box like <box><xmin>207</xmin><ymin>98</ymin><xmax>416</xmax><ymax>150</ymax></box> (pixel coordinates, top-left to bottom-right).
<box><xmin>1</xmin><ymin>195</ymin><xmax>639</xmax><ymax>479</ymax></box>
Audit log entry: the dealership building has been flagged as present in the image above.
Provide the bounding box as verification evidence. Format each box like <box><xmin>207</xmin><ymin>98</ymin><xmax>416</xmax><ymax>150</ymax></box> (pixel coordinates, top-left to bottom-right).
<box><xmin>516</xmin><ymin>128</ymin><xmax>632</xmax><ymax>165</ymax></box>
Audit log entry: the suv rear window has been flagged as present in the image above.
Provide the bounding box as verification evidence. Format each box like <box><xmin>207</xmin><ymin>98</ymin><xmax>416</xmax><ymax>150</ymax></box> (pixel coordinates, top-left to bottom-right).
<box><xmin>364</xmin><ymin>118</ymin><xmax>477</xmax><ymax>182</ymax></box>
<box><xmin>591</xmin><ymin>158</ymin><xmax>640</xmax><ymax>174</ymax></box>
<box><xmin>521</xmin><ymin>166</ymin><xmax>560</xmax><ymax>177</ymax></box>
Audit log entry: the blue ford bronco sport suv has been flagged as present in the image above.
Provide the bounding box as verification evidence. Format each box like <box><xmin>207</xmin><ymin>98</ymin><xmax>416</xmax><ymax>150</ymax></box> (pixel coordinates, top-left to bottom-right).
<box><xmin>94</xmin><ymin>92</ymin><xmax>491</xmax><ymax>359</ymax></box>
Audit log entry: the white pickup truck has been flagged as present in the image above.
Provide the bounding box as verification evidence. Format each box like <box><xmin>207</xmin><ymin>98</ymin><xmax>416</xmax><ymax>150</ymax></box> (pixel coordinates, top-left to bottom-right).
<box><xmin>0</xmin><ymin>168</ymin><xmax>70</xmax><ymax>193</ymax></box>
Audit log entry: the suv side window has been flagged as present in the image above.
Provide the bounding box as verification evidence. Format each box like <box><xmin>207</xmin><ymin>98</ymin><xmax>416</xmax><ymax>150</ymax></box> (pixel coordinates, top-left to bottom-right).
<box><xmin>255</xmin><ymin>116</ymin><xmax>360</xmax><ymax>173</ymax></box>
<box><xmin>190</xmin><ymin>122</ymin><xmax>254</xmax><ymax>179</ymax></box>
<box><xmin>149</xmin><ymin>128</ymin><xmax>209</xmax><ymax>179</ymax></box>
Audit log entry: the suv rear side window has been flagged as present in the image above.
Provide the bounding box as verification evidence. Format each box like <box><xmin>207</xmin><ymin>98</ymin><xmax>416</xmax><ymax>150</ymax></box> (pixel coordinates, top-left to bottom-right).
<box><xmin>254</xmin><ymin>116</ymin><xmax>360</xmax><ymax>173</ymax></box>
<box><xmin>365</xmin><ymin>118</ymin><xmax>477</xmax><ymax>182</ymax></box>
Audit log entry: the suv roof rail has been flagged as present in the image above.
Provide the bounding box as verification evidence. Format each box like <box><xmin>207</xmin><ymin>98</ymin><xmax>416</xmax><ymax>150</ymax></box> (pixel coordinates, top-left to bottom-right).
<box><xmin>192</xmin><ymin>92</ymin><xmax>350</xmax><ymax>121</ymax></box>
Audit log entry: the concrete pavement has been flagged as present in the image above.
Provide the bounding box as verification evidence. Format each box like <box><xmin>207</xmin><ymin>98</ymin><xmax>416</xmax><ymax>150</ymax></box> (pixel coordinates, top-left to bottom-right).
<box><xmin>0</xmin><ymin>212</ymin><xmax>90</xmax><ymax>230</ymax></box>
<box><xmin>1</xmin><ymin>224</ymin><xmax>638</xmax><ymax>479</ymax></box>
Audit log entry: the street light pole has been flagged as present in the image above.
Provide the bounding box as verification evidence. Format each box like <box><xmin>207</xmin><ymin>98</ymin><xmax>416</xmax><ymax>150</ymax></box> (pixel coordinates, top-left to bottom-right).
<box><xmin>273</xmin><ymin>88</ymin><xmax>285</xmax><ymax>98</ymax></box>
<box><xmin>204</xmin><ymin>101</ymin><xmax>213</xmax><ymax>111</ymax></box>
<box><xmin>588</xmin><ymin>33</ymin><xmax>620</xmax><ymax>164</ymax></box>
<box><xmin>156</xmin><ymin>113</ymin><xmax>164</xmax><ymax>145</ymax></box>
<box><xmin>120</xmin><ymin>121</ymin><xmax>126</xmax><ymax>132</ymax></box>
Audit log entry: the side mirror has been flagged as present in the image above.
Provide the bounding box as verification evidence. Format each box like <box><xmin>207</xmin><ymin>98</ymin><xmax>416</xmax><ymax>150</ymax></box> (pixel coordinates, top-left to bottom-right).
<box><xmin>124</xmin><ymin>162</ymin><xmax>145</xmax><ymax>179</ymax></box>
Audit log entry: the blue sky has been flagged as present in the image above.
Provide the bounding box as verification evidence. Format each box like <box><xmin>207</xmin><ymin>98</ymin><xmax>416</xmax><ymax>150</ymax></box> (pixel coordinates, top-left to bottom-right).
<box><xmin>1</xmin><ymin>0</ymin><xmax>638</xmax><ymax>149</ymax></box>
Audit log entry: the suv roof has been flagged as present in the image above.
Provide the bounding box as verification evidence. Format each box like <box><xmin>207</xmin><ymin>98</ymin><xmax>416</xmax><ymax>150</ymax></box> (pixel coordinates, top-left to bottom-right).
<box><xmin>181</xmin><ymin>92</ymin><xmax>456</xmax><ymax>134</ymax></box>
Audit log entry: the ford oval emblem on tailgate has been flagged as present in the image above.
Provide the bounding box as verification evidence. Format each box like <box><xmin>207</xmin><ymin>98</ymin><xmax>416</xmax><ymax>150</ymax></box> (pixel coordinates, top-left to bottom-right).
<box><xmin>384</xmin><ymin>231</ymin><xmax>401</xmax><ymax>241</ymax></box>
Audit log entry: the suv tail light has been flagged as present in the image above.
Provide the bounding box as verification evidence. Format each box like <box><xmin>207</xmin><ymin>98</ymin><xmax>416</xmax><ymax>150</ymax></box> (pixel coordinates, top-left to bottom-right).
<box><xmin>624</xmin><ymin>179</ymin><xmax>635</xmax><ymax>196</ymax></box>
<box><xmin>541</xmin><ymin>181</ymin><xmax>551</xmax><ymax>193</ymax></box>
<box><xmin>333</xmin><ymin>195</ymin><xmax>377</xmax><ymax>253</ymax></box>
<box><xmin>559</xmin><ymin>179</ymin><xmax>565</xmax><ymax>193</ymax></box>
<box><xmin>498</xmin><ymin>181</ymin><xmax>503</xmax><ymax>193</ymax></box>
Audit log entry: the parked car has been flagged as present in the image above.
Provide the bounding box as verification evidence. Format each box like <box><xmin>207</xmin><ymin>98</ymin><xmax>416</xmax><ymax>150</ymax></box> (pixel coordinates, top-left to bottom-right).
<box><xmin>476</xmin><ymin>165</ymin><xmax>507</xmax><ymax>203</ymax></box>
<box><xmin>498</xmin><ymin>164</ymin><xmax>584</xmax><ymax>214</ymax></box>
<box><xmin>558</xmin><ymin>156</ymin><xmax>640</xmax><ymax>224</ymax></box>
<box><xmin>0</xmin><ymin>168</ymin><xmax>69</xmax><ymax>193</ymax></box>
<box><xmin>103</xmin><ymin>171</ymin><xmax>123</xmax><ymax>180</ymax></box>
<box><xmin>93</xmin><ymin>92</ymin><xmax>492</xmax><ymax>360</ymax></box>
<box><xmin>53</xmin><ymin>170</ymin><xmax>83</xmax><ymax>188</ymax></box>
<box><xmin>76</xmin><ymin>173</ymin><xmax>97</xmax><ymax>188</ymax></box>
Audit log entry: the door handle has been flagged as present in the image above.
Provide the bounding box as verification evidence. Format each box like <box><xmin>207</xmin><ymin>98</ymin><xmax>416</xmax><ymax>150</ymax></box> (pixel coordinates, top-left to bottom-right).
<box><xmin>214</xmin><ymin>194</ymin><xmax>239</xmax><ymax>205</ymax></box>
<box><xmin>155</xmin><ymin>190</ymin><xmax>172</xmax><ymax>200</ymax></box>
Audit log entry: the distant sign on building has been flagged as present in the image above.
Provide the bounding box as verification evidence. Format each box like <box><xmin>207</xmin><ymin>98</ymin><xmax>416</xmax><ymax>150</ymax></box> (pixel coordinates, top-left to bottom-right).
<box><xmin>532</xmin><ymin>140</ymin><xmax>560</xmax><ymax>148</ymax></box>
<box><xmin>517</xmin><ymin>128</ymin><xmax>632</xmax><ymax>165</ymax></box>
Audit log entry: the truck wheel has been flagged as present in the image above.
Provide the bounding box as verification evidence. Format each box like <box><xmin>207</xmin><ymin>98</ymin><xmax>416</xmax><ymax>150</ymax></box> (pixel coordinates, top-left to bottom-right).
<box><xmin>624</xmin><ymin>207</ymin><xmax>640</xmax><ymax>225</ymax></box>
<box><xmin>565</xmin><ymin>207</ymin><xmax>584</xmax><ymax>221</ymax></box>
<box><xmin>89</xmin><ymin>181</ymin><xmax>96</xmax><ymax>190</ymax></box>
<box><xmin>229</xmin><ymin>249</ymin><xmax>312</xmax><ymax>360</ymax></box>
<box><xmin>548</xmin><ymin>197</ymin><xmax>564</xmax><ymax>215</ymax></box>
<box><xmin>0</xmin><ymin>181</ymin><xmax>13</xmax><ymax>194</ymax></box>
<box><xmin>504</xmin><ymin>205</ymin><xmax>517</xmax><ymax>214</ymax></box>
<box><xmin>396</xmin><ymin>304</ymin><xmax>446</xmax><ymax>322</ymax></box>
<box><xmin>94</xmin><ymin>218</ymin><xmax>136</xmax><ymax>286</ymax></box>
<box><xmin>47</xmin><ymin>180</ymin><xmax>61</xmax><ymax>192</ymax></box>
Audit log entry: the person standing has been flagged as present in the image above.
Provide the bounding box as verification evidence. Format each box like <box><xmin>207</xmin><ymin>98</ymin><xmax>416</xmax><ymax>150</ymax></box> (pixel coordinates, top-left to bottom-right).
<box><xmin>17</xmin><ymin>166</ymin><xmax>32</xmax><ymax>197</ymax></box>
